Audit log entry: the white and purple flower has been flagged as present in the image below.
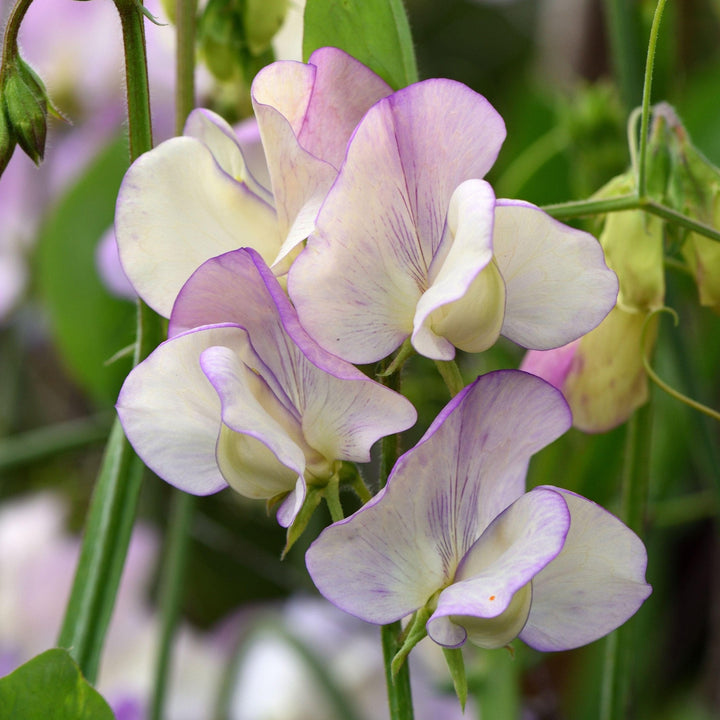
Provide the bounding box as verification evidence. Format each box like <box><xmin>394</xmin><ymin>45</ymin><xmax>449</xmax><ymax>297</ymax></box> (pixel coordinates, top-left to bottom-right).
<box><xmin>115</xmin><ymin>47</ymin><xmax>392</xmax><ymax>317</ymax></box>
<box><xmin>306</xmin><ymin>370</ymin><xmax>651</xmax><ymax>651</ymax></box>
<box><xmin>116</xmin><ymin>248</ymin><xmax>416</xmax><ymax>527</ymax></box>
<box><xmin>288</xmin><ymin>79</ymin><xmax>618</xmax><ymax>363</ymax></box>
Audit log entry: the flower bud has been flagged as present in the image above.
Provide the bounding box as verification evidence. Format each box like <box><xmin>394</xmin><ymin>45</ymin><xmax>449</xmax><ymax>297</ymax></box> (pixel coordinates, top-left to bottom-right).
<box><xmin>244</xmin><ymin>0</ymin><xmax>288</xmax><ymax>56</ymax></box>
<box><xmin>198</xmin><ymin>0</ymin><xmax>245</xmax><ymax>82</ymax></box>
<box><xmin>2</xmin><ymin>60</ymin><xmax>48</xmax><ymax>164</ymax></box>
<box><xmin>595</xmin><ymin>173</ymin><xmax>665</xmax><ymax>313</ymax></box>
<box><xmin>0</xmin><ymin>102</ymin><xmax>17</xmax><ymax>176</ymax></box>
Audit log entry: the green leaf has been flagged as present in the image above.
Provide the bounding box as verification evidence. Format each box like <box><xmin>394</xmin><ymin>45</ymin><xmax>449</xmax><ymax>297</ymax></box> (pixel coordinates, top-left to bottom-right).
<box><xmin>0</xmin><ymin>648</ymin><xmax>115</xmax><ymax>720</ymax></box>
<box><xmin>302</xmin><ymin>0</ymin><xmax>418</xmax><ymax>90</ymax></box>
<box><xmin>442</xmin><ymin>647</ymin><xmax>467</xmax><ymax>711</ymax></box>
<box><xmin>36</xmin><ymin>134</ymin><xmax>136</xmax><ymax>406</ymax></box>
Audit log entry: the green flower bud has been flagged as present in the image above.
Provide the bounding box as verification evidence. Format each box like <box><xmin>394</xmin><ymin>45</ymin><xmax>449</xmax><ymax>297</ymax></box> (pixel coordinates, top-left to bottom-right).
<box><xmin>198</xmin><ymin>0</ymin><xmax>245</xmax><ymax>82</ymax></box>
<box><xmin>3</xmin><ymin>61</ymin><xmax>48</xmax><ymax>164</ymax></box>
<box><xmin>0</xmin><ymin>102</ymin><xmax>17</xmax><ymax>176</ymax></box>
<box><xmin>244</xmin><ymin>0</ymin><xmax>288</xmax><ymax>55</ymax></box>
<box><xmin>594</xmin><ymin>172</ymin><xmax>665</xmax><ymax>314</ymax></box>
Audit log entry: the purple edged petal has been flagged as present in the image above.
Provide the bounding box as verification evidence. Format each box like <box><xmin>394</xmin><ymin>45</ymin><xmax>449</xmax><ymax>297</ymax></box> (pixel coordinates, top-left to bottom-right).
<box><xmin>519</xmin><ymin>487</ymin><xmax>652</xmax><ymax>651</ymax></box>
<box><xmin>200</xmin><ymin>344</ymin><xmax>309</xmax><ymax>527</ymax></box>
<box><xmin>494</xmin><ymin>200</ymin><xmax>618</xmax><ymax>349</ymax></box>
<box><xmin>170</xmin><ymin>248</ymin><xmax>417</xmax><ymax>460</ymax></box>
<box><xmin>251</xmin><ymin>49</ymin><xmax>390</xmax><ymax>263</ymax></box>
<box><xmin>184</xmin><ymin>108</ymin><xmax>273</xmax><ymax>204</ymax></box>
<box><xmin>115</xmin><ymin>136</ymin><xmax>279</xmax><ymax>317</ymax></box>
<box><xmin>116</xmin><ymin>325</ymin><xmax>252</xmax><ymax>495</ymax></box>
<box><xmin>428</xmin><ymin>487</ymin><xmax>569</xmax><ymax>648</ymax></box>
<box><xmin>305</xmin><ymin>370</ymin><xmax>570</xmax><ymax>625</ymax></box>
<box><xmin>289</xmin><ymin>79</ymin><xmax>507</xmax><ymax>363</ymax></box>
<box><xmin>412</xmin><ymin>179</ymin><xmax>502</xmax><ymax>359</ymax></box>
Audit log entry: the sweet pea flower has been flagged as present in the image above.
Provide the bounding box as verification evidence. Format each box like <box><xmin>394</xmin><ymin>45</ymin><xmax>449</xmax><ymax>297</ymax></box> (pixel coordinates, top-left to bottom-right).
<box><xmin>307</xmin><ymin>371</ymin><xmax>651</xmax><ymax>651</ymax></box>
<box><xmin>116</xmin><ymin>248</ymin><xmax>416</xmax><ymax>527</ymax></box>
<box><xmin>115</xmin><ymin>47</ymin><xmax>391</xmax><ymax>317</ymax></box>
<box><xmin>288</xmin><ymin>79</ymin><xmax>618</xmax><ymax>364</ymax></box>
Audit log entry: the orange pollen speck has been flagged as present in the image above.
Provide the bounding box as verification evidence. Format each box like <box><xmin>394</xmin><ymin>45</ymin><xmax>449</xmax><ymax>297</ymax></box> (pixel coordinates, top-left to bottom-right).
<box><xmin>489</xmin><ymin>595</ymin><xmax>496</xmax><ymax>601</ymax></box>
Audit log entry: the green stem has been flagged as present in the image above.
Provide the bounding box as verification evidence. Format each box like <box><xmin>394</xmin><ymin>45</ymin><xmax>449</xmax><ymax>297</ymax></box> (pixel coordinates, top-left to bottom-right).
<box><xmin>388</xmin><ymin>0</ymin><xmax>418</xmax><ymax>85</ymax></box>
<box><xmin>57</xmin><ymin>420</ymin><xmax>145</xmax><ymax>683</ymax></box>
<box><xmin>377</xmin><ymin>365</ymin><xmax>414</xmax><ymax>719</ymax></box>
<box><xmin>542</xmin><ymin>194</ymin><xmax>640</xmax><ymax>219</ymax></box>
<box><xmin>601</xmin><ymin>0</ymin><xmax>643</xmax><ymax>109</ymax></box>
<box><xmin>637</xmin><ymin>0</ymin><xmax>667</xmax><ymax>197</ymax></box>
<box><xmin>58</xmin><ymin>0</ymin><xmax>163</xmax><ymax>684</ymax></box>
<box><xmin>434</xmin><ymin>359</ymin><xmax>465</xmax><ymax>397</ymax></box>
<box><xmin>325</xmin><ymin>476</ymin><xmax>344</xmax><ymax>523</ymax></box>
<box><xmin>496</xmin><ymin>125</ymin><xmax>568</xmax><ymax>198</ymax></box>
<box><xmin>542</xmin><ymin>194</ymin><xmax>720</xmax><ymax>244</ymax></box>
<box><xmin>174</xmin><ymin>0</ymin><xmax>196</xmax><ymax>133</ymax></box>
<box><xmin>599</xmin><ymin>401</ymin><xmax>653</xmax><ymax>720</ymax></box>
<box><xmin>0</xmin><ymin>0</ymin><xmax>33</xmax><ymax>69</ymax></box>
<box><xmin>382</xmin><ymin>623</ymin><xmax>415</xmax><ymax>720</ymax></box>
<box><xmin>0</xmin><ymin>413</ymin><xmax>112</xmax><ymax>472</ymax></box>
<box><xmin>150</xmin><ymin>492</ymin><xmax>195</xmax><ymax>720</ymax></box>
<box><xmin>114</xmin><ymin>0</ymin><xmax>154</xmax><ymax>159</ymax></box>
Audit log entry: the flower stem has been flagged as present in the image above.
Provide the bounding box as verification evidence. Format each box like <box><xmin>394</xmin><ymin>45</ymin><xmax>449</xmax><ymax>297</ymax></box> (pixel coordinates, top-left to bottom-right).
<box><xmin>58</xmin><ymin>0</ymin><xmax>163</xmax><ymax>683</ymax></box>
<box><xmin>378</xmin><ymin>365</ymin><xmax>414</xmax><ymax>719</ymax></box>
<box><xmin>0</xmin><ymin>0</ymin><xmax>32</xmax><ymax>69</ymax></box>
<box><xmin>325</xmin><ymin>476</ymin><xmax>344</xmax><ymax>523</ymax></box>
<box><xmin>599</xmin><ymin>401</ymin><xmax>653</xmax><ymax>720</ymax></box>
<box><xmin>434</xmin><ymin>359</ymin><xmax>465</xmax><ymax>397</ymax></box>
<box><xmin>150</xmin><ymin>491</ymin><xmax>195</xmax><ymax>720</ymax></box>
<box><xmin>381</xmin><ymin>623</ymin><xmax>415</xmax><ymax>720</ymax></box>
<box><xmin>174</xmin><ymin>0</ymin><xmax>196</xmax><ymax>133</ymax></box>
<box><xmin>637</xmin><ymin>0</ymin><xmax>667</xmax><ymax>198</ymax></box>
<box><xmin>601</xmin><ymin>0</ymin><xmax>643</xmax><ymax>109</ymax></box>
<box><xmin>114</xmin><ymin>0</ymin><xmax>153</xmax><ymax>159</ymax></box>
<box><xmin>542</xmin><ymin>194</ymin><xmax>720</xmax><ymax>244</ymax></box>
<box><xmin>0</xmin><ymin>413</ymin><xmax>112</xmax><ymax>472</ymax></box>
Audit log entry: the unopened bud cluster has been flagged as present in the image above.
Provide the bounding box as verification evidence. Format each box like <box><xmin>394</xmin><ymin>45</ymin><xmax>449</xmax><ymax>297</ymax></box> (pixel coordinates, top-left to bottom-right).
<box><xmin>0</xmin><ymin>57</ymin><xmax>51</xmax><ymax>174</ymax></box>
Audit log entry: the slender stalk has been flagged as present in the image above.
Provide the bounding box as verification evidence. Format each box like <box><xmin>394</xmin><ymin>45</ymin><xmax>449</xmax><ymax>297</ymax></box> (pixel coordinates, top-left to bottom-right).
<box><xmin>599</xmin><ymin>402</ymin><xmax>653</xmax><ymax>720</ymax></box>
<box><xmin>388</xmin><ymin>0</ymin><xmax>418</xmax><ymax>85</ymax></box>
<box><xmin>325</xmin><ymin>476</ymin><xmax>344</xmax><ymax>522</ymax></box>
<box><xmin>57</xmin><ymin>421</ymin><xmax>145</xmax><ymax>683</ymax></box>
<box><xmin>542</xmin><ymin>194</ymin><xmax>720</xmax><ymax>244</ymax></box>
<box><xmin>58</xmin><ymin>0</ymin><xmax>162</xmax><ymax>683</ymax></box>
<box><xmin>150</xmin><ymin>492</ymin><xmax>195</xmax><ymax>720</ymax></box>
<box><xmin>434</xmin><ymin>359</ymin><xmax>465</xmax><ymax>398</ymax></box>
<box><xmin>174</xmin><ymin>0</ymin><xmax>196</xmax><ymax>132</ymax></box>
<box><xmin>637</xmin><ymin>0</ymin><xmax>667</xmax><ymax>197</ymax></box>
<box><xmin>601</xmin><ymin>0</ymin><xmax>643</xmax><ymax>109</ymax></box>
<box><xmin>378</xmin><ymin>364</ymin><xmax>414</xmax><ymax>720</ymax></box>
<box><xmin>0</xmin><ymin>413</ymin><xmax>112</xmax><ymax>472</ymax></box>
<box><xmin>381</xmin><ymin>623</ymin><xmax>415</xmax><ymax>720</ymax></box>
<box><xmin>115</xmin><ymin>0</ymin><xmax>153</xmax><ymax>159</ymax></box>
<box><xmin>0</xmin><ymin>0</ymin><xmax>33</xmax><ymax>68</ymax></box>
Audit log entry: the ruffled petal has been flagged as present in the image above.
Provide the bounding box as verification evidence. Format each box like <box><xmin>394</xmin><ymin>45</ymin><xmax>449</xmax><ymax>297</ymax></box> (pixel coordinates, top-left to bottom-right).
<box><xmin>184</xmin><ymin>108</ymin><xmax>273</xmax><ymax>204</ymax></box>
<box><xmin>290</xmin><ymin>79</ymin><xmax>506</xmax><ymax>363</ymax></box>
<box><xmin>251</xmin><ymin>48</ymin><xmax>390</xmax><ymax>264</ymax></box>
<box><xmin>115</xmin><ymin>136</ymin><xmax>279</xmax><ymax>317</ymax></box>
<box><xmin>427</xmin><ymin>487</ymin><xmax>569</xmax><ymax>648</ymax></box>
<box><xmin>116</xmin><ymin>324</ymin><xmax>252</xmax><ymax>495</ymax></box>
<box><xmin>494</xmin><ymin>200</ymin><xmax>618</xmax><ymax>349</ymax></box>
<box><xmin>170</xmin><ymin>248</ymin><xmax>417</xmax><ymax>461</ymax></box>
<box><xmin>412</xmin><ymin>180</ymin><xmax>502</xmax><ymax>359</ymax></box>
<box><xmin>519</xmin><ymin>487</ymin><xmax>652</xmax><ymax>651</ymax></box>
<box><xmin>305</xmin><ymin>371</ymin><xmax>570</xmax><ymax>624</ymax></box>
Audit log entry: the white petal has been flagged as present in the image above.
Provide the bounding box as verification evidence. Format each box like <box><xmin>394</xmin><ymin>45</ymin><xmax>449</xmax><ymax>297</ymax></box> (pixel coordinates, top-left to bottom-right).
<box><xmin>116</xmin><ymin>137</ymin><xmax>279</xmax><ymax>317</ymax></box>
<box><xmin>494</xmin><ymin>200</ymin><xmax>618</xmax><ymax>349</ymax></box>
<box><xmin>116</xmin><ymin>325</ymin><xmax>252</xmax><ymax>495</ymax></box>
<box><xmin>520</xmin><ymin>487</ymin><xmax>652</xmax><ymax>651</ymax></box>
